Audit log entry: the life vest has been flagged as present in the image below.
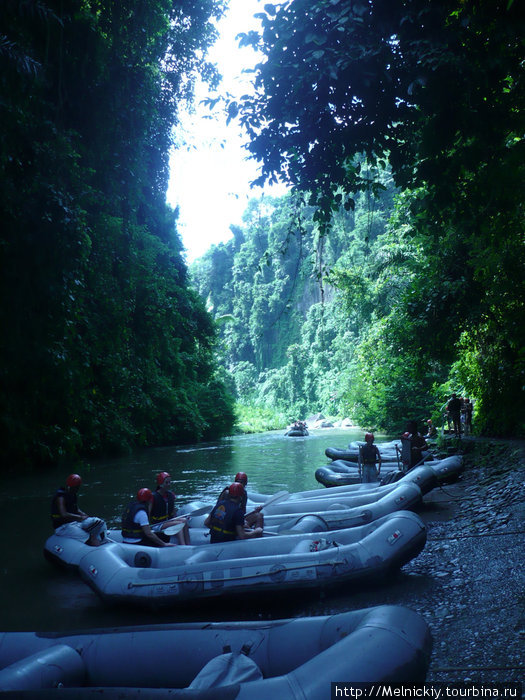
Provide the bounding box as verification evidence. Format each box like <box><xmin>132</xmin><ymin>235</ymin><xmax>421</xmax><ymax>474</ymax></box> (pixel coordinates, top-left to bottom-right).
<box><xmin>208</xmin><ymin>498</ymin><xmax>242</xmax><ymax>543</ymax></box>
<box><xmin>121</xmin><ymin>501</ymin><xmax>149</xmax><ymax>540</ymax></box>
<box><xmin>360</xmin><ymin>443</ymin><xmax>377</xmax><ymax>464</ymax></box>
<box><xmin>50</xmin><ymin>487</ymin><xmax>79</xmax><ymax>529</ymax></box>
<box><xmin>151</xmin><ymin>490</ymin><xmax>175</xmax><ymax>524</ymax></box>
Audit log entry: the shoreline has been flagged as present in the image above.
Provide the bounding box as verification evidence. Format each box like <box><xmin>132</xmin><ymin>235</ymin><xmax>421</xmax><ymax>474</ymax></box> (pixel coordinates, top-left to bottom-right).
<box><xmin>384</xmin><ymin>438</ymin><xmax>524</xmax><ymax>683</ymax></box>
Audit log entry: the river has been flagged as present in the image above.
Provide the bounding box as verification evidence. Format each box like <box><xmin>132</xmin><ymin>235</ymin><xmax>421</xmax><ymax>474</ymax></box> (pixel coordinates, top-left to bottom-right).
<box><xmin>1</xmin><ymin>427</ymin><xmax>398</xmax><ymax>633</ymax></box>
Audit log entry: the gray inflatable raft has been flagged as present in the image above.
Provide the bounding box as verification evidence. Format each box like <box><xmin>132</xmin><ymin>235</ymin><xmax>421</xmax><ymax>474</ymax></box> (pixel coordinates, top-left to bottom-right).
<box><xmin>0</xmin><ymin>605</ymin><xmax>432</xmax><ymax>697</ymax></box>
<box><xmin>72</xmin><ymin>511</ymin><xmax>426</xmax><ymax>608</ymax></box>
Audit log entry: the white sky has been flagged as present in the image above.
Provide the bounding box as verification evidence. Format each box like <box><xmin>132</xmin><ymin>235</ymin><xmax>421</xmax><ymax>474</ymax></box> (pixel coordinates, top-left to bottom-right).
<box><xmin>166</xmin><ymin>0</ymin><xmax>287</xmax><ymax>263</ymax></box>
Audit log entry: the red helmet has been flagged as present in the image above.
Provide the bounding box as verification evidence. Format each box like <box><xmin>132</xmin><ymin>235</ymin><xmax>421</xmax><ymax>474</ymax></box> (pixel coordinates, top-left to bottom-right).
<box><xmin>66</xmin><ymin>474</ymin><xmax>82</xmax><ymax>488</ymax></box>
<box><xmin>235</xmin><ymin>472</ymin><xmax>248</xmax><ymax>485</ymax></box>
<box><xmin>156</xmin><ymin>471</ymin><xmax>171</xmax><ymax>486</ymax></box>
<box><xmin>364</xmin><ymin>432</ymin><xmax>374</xmax><ymax>442</ymax></box>
<box><xmin>229</xmin><ymin>482</ymin><xmax>245</xmax><ymax>498</ymax></box>
<box><xmin>137</xmin><ymin>488</ymin><xmax>154</xmax><ymax>503</ymax></box>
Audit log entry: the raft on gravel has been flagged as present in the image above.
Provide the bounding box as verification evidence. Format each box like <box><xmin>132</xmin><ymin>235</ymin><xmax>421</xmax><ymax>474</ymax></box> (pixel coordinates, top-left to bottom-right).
<box><xmin>0</xmin><ymin>605</ymin><xmax>432</xmax><ymax>696</ymax></box>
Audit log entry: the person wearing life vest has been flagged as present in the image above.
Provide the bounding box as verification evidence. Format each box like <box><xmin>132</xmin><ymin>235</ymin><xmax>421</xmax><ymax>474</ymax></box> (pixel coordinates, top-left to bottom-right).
<box><xmin>51</xmin><ymin>474</ymin><xmax>89</xmax><ymax>529</ymax></box>
<box><xmin>358</xmin><ymin>433</ymin><xmax>382</xmax><ymax>483</ymax></box>
<box><xmin>150</xmin><ymin>471</ymin><xmax>190</xmax><ymax>545</ymax></box>
<box><xmin>121</xmin><ymin>488</ymin><xmax>176</xmax><ymax>547</ymax></box>
<box><xmin>217</xmin><ymin>472</ymin><xmax>264</xmax><ymax>530</ymax></box>
<box><xmin>446</xmin><ymin>393</ymin><xmax>462</xmax><ymax>436</ymax></box>
<box><xmin>204</xmin><ymin>483</ymin><xmax>263</xmax><ymax>544</ymax></box>
<box><xmin>405</xmin><ymin>421</ymin><xmax>430</xmax><ymax>468</ymax></box>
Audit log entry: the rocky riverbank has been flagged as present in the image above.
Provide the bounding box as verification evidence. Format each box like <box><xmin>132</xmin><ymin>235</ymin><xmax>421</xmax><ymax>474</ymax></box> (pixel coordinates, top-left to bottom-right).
<box><xmin>298</xmin><ymin>437</ymin><xmax>524</xmax><ymax>684</ymax></box>
<box><xmin>400</xmin><ymin>438</ymin><xmax>524</xmax><ymax>683</ymax></box>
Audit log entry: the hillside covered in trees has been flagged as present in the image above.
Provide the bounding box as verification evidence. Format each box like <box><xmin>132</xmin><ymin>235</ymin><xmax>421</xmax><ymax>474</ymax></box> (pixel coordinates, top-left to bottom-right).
<box><xmin>192</xmin><ymin>0</ymin><xmax>525</xmax><ymax>437</ymax></box>
<box><xmin>0</xmin><ymin>0</ymin><xmax>235</xmax><ymax>466</ymax></box>
<box><xmin>1</xmin><ymin>0</ymin><xmax>523</xmax><ymax>469</ymax></box>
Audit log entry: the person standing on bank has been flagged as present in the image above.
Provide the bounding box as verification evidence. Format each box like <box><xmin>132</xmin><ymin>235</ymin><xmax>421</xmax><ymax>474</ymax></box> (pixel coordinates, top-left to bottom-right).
<box><xmin>204</xmin><ymin>483</ymin><xmax>263</xmax><ymax>544</ymax></box>
<box><xmin>358</xmin><ymin>433</ymin><xmax>382</xmax><ymax>483</ymax></box>
<box><xmin>51</xmin><ymin>474</ymin><xmax>89</xmax><ymax>529</ymax></box>
<box><xmin>121</xmin><ymin>488</ymin><xmax>176</xmax><ymax>547</ymax></box>
<box><xmin>447</xmin><ymin>393</ymin><xmax>462</xmax><ymax>436</ymax></box>
<box><xmin>151</xmin><ymin>471</ymin><xmax>190</xmax><ymax>545</ymax></box>
<box><xmin>462</xmin><ymin>398</ymin><xmax>473</xmax><ymax>434</ymax></box>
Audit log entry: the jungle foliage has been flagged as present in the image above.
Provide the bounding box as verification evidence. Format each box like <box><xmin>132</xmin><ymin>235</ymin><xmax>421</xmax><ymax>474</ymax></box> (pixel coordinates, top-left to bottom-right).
<box><xmin>222</xmin><ymin>0</ymin><xmax>524</xmax><ymax>436</ymax></box>
<box><xmin>0</xmin><ymin>0</ymin><xmax>235</xmax><ymax>466</ymax></box>
<box><xmin>190</xmin><ymin>173</ymin><xmax>445</xmax><ymax>432</ymax></box>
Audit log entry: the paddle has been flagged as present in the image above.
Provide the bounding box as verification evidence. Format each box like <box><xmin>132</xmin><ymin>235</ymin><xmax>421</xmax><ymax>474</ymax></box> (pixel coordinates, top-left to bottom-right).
<box><xmin>186</xmin><ymin>489</ymin><xmax>290</xmax><ymax>520</ymax></box>
<box><xmin>245</xmin><ymin>490</ymin><xmax>289</xmax><ymax>517</ymax></box>
<box><xmin>163</xmin><ymin>522</ymin><xmax>186</xmax><ymax>536</ymax></box>
<box><xmin>185</xmin><ymin>505</ymin><xmax>213</xmax><ymax>518</ymax></box>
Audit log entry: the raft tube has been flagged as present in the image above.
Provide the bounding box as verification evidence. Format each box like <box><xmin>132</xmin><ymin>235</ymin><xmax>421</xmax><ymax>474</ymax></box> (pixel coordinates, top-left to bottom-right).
<box><xmin>0</xmin><ymin>605</ymin><xmax>432</xmax><ymax>697</ymax></box>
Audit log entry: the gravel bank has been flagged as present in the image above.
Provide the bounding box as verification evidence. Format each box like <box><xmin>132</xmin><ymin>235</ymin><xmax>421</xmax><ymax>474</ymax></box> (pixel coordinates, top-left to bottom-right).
<box><xmin>387</xmin><ymin>439</ymin><xmax>524</xmax><ymax>683</ymax></box>
<box><xmin>298</xmin><ymin>438</ymin><xmax>524</xmax><ymax>684</ymax></box>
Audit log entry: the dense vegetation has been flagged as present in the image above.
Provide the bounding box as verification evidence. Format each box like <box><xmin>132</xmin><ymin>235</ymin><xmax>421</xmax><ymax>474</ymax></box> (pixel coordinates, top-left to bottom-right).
<box><xmin>192</xmin><ymin>0</ymin><xmax>525</xmax><ymax>436</ymax></box>
<box><xmin>1</xmin><ymin>1</ymin><xmax>523</xmax><ymax>468</ymax></box>
<box><xmin>0</xmin><ymin>0</ymin><xmax>235</xmax><ymax>466</ymax></box>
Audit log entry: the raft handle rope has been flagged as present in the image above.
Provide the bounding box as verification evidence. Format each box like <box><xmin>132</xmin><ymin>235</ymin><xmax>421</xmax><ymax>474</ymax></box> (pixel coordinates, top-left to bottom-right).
<box><xmin>126</xmin><ymin>556</ymin><xmax>347</xmax><ymax>588</ymax></box>
<box><xmin>430</xmin><ymin>664</ymin><xmax>523</xmax><ymax>673</ymax></box>
<box><xmin>429</xmin><ymin>530</ymin><xmax>525</xmax><ymax>542</ymax></box>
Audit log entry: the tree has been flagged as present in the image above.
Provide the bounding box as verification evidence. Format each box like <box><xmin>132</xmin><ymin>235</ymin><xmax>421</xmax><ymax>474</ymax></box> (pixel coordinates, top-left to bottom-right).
<box><xmin>236</xmin><ymin>0</ymin><xmax>525</xmax><ymax>435</ymax></box>
<box><xmin>0</xmin><ymin>0</ymin><xmax>235</xmax><ymax>464</ymax></box>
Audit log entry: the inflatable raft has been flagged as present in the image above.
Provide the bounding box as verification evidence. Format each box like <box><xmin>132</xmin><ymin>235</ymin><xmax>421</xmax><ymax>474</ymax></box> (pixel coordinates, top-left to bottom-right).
<box><xmin>284</xmin><ymin>427</ymin><xmax>309</xmax><ymax>437</ymax></box>
<box><xmin>0</xmin><ymin>606</ymin><xmax>432</xmax><ymax>696</ymax></box>
<box><xmin>315</xmin><ymin>459</ymin><xmax>400</xmax><ymax>487</ymax></box>
<box><xmin>325</xmin><ymin>439</ymin><xmax>401</xmax><ymax>463</ymax></box>
<box><xmin>185</xmin><ymin>480</ymin><xmax>425</xmax><ymax>534</ymax></box>
<box><xmin>63</xmin><ymin>511</ymin><xmax>426</xmax><ymax>608</ymax></box>
<box><xmin>316</xmin><ymin>454</ymin><xmax>462</xmax><ymax>489</ymax></box>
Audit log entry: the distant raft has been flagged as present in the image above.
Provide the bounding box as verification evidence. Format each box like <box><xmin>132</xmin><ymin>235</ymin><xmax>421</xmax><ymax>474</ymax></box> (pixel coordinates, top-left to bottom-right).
<box><xmin>44</xmin><ymin>511</ymin><xmax>426</xmax><ymax>608</ymax></box>
<box><xmin>284</xmin><ymin>426</ymin><xmax>309</xmax><ymax>437</ymax></box>
<box><xmin>0</xmin><ymin>606</ymin><xmax>432</xmax><ymax>697</ymax></box>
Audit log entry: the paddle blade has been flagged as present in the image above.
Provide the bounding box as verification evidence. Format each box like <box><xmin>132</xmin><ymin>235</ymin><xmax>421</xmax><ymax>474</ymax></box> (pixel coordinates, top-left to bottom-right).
<box><xmin>163</xmin><ymin>522</ymin><xmax>186</xmax><ymax>536</ymax></box>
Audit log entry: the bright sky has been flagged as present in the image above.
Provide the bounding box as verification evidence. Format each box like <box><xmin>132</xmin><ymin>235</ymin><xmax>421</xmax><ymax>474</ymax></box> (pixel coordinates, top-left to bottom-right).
<box><xmin>166</xmin><ymin>0</ymin><xmax>287</xmax><ymax>263</ymax></box>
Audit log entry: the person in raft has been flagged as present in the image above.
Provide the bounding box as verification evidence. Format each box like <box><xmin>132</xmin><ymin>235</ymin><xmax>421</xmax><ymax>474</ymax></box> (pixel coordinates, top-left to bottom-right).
<box><xmin>121</xmin><ymin>488</ymin><xmax>176</xmax><ymax>547</ymax></box>
<box><xmin>150</xmin><ymin>471</ymin><xmax>190</xmax><ymax>545</ymax></box>
<box><xmin>51</xmin><ymin>473</ymin><xmax>89</xmax><ymax>529</ymax></box>
<box><xmin>204</xmin><ymin>482</ymin><xmax>263</xmax><ymax>544</ymax></box>
<box><xmin>358</xmin><ymin>432</ymin><xmax>382</xmax><ymax>483</ymax></box>
<box><xmin>217</xmin><ymin>472</ymin><xmax>264</xmax><ymax>530</ymax></box>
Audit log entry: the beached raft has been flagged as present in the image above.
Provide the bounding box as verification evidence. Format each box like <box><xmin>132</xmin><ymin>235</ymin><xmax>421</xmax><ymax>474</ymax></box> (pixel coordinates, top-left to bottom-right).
<box><xmin>46</xmin><ymin>511</ymin><xmax>426</xmax><ymax>608</ymax></box>
<box><xmin>182</xmin><ymin>457</ymin><xmax>462</xmax><ymax>534</ymax></box>
<box><xmin>315</xmin><ymin>454</ymin><xmax>461</xmax><ymax>488</ymax></box>
<box><xmin>315</xmin><ymin>459</ymin><xmax>400</xmax><ymax>487</ymax></box>
<box><xmin>325</xmin><ymin>439</ymin><xmax>401</xmax><ymax>462</ymax></box>
<box><xmin>0</xmin><ymin>605</ymin><xmax>432</xmax><ymax>696</ymax></box>
<box><xmin>185</xmin><ymin>480</ymin><xmax>425</xmax><ymax>535</ymax></box>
